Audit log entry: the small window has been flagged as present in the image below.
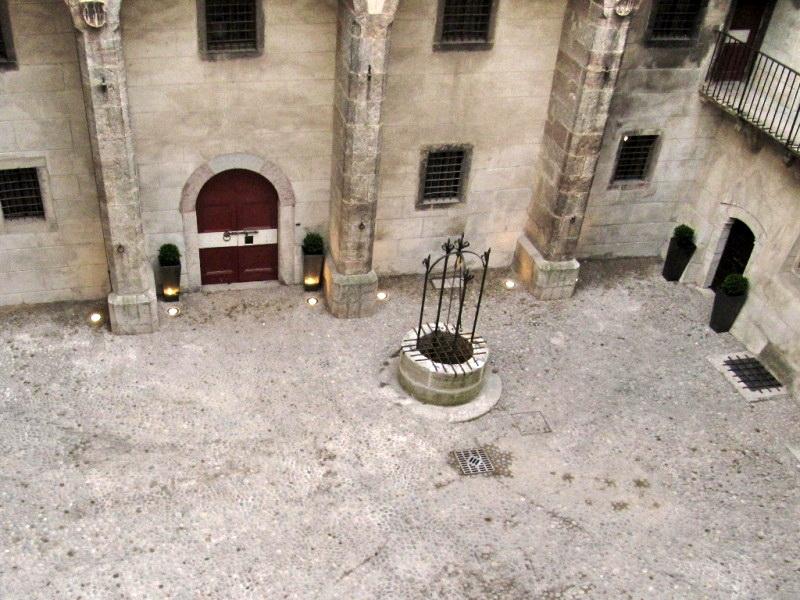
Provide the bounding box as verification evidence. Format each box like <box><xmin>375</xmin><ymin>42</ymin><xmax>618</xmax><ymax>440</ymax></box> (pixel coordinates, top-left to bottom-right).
<box><xmin>198</xmin><ymin>0</ymin><xmax>262</xmax><ymax>59</ymax></box>
<box><xmin>612</xmin><ymin>134</ymin><xmax>659</xmax><ymax>183</ymax></box>
<box><xmin>435</xmin><ymin>0</ymin><xmax>497</xmax><ymax>51</ymax></box>
<box><xmin>418</xmin><ymin>145</ymin><xmax>472</xmax><ymax>208</ymax></box>
<box><xmin>0</xmin><ymin>0</ymin><xmax>17</xmax><ymax>68</ymax></box>
<box><xmin>647</xmin><ymin>0</ymin><xmax>705</xmax><ymax>44</ymax></box>
<box><xmin>0</xmin><ymin>168</ymin><xmax>45</xmax><ymax>220</ymax></box>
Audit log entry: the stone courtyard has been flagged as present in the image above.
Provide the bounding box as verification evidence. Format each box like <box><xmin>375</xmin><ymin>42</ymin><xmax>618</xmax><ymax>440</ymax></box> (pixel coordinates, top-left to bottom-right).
<box><xmin>0</xmin><ymin>259</ymin><xmax>798</xmax><ymax>599</ymax></box>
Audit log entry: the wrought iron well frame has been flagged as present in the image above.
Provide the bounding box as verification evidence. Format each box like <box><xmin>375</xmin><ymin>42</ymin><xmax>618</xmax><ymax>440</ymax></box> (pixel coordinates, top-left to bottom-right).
<box><xmin>416</xmin><ymin>234</ymin><xmax>491</xmax><ymax>351</ymax></box>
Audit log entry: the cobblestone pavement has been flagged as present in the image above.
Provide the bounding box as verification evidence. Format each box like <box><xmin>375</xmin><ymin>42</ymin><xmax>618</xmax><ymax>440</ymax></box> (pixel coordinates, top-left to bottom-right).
<box><xmin>1</xmin><ymin>259</ymin><xmax>798</xmax><ymax>599</ymax></box>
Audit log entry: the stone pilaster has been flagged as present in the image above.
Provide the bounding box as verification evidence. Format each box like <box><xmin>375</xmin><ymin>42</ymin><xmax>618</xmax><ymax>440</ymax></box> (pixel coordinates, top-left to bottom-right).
<box><xmin>324</xmin><ymin>0</ymin><xmax>396</xmax><ymax>318</ymax></box>
<box><xmin>65</xmin><ymin>0</ymin><xmax>158</xmax><ymax>333</ymax></box>
<box><xmin>513</xmin><ymin>0</ymin><xmax>638</xmax><ymax>299</ymax></box>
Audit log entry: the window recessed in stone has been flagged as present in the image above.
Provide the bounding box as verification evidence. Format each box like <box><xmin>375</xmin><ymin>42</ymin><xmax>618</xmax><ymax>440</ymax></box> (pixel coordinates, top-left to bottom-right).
<box><xmin>647</xmin><ymin>0</ymin><xmax>705</xmax><ymax>43</ymax></box>
<box><xmin>0</xmin><ymin>168</ymin><xmax>45</xmax><ymax>220</ymax></box>
<box><xmin>200</xmin><ymin>0</ymin><xmax>262</xmax><ymax>57</ymax></box>
<box><xmin>435</xmin><ymin>0</ymin><xmax>497</xmax><ymax>50</ymax></box>
<box><xmin>419</xmin><ymin>146</ymin><xmax>472</xmax><ymax>208</ymax></box>
<box><xmin>612</xmin><ymin>135</ymin><xmax>659</xmax><ymax>183</ymax></box>
<box><xmin>0</xmin><ymin>0</ymin><xmax>17</xmax><ymax>68</ymax></box>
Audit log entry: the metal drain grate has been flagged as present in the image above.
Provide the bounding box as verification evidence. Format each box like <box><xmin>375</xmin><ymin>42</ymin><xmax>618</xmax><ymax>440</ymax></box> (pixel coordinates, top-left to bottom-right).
<box><xmin>453</xmin><ymin>448</ymin><xmax>494</xmax><ymax>476</ymax></box>
<box><xmin>723</xmin><ymin>355</ymin><xmax>783</xmax><ymax>393</ymax></box>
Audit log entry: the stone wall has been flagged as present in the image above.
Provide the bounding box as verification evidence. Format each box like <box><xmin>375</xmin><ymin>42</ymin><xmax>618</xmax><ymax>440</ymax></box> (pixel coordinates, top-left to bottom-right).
<box><xmin>577</xmin><ymin>0</ymin><xmax>731</xmax><ymax>259</ymax></box>
<box><xmin>120</xmin><ymin>0</ymin><xmax>338</xmax><ymax>285</ymax></box>
<box><xmin>373</xmin><ymin>0</ymin><xmax>566</xmax><ymax>274</ymax></box>
<box><xmin>0</xmin><ymin>0</ymin><xmax>107</xmax><ymax>305</ymax></box>
<box><xmin>679</xmin><ymin>118</ymin><xmax>800</xmax><ymax>392</ymax></box>
<box><xmin>760</xmin><ymin>0</ymin><xmax>800</xmax><ymax>68</ymax></box>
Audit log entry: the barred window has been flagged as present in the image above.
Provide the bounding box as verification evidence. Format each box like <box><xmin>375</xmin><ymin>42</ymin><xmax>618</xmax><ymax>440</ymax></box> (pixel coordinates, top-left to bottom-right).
<box><xmin>436</xmin><ymin>0</ymin><xmax>497</xmax><ymax>50</ymax></box>
<box><xmin>0</xmin><ymin>168</ymin><xmax>45</xmax><ymax>220</ymax></box>
<box><xmin>199</xmin><ymin>0</ymin><xmax>262</xmax><ymax>57</ymax></box>
<box><xmin>419</xmin><ymin>146</ymin><xmax>472</xmax><ymax>207</ymax></box>
<box><xmin>0</xmin><ymin>0</ymin><xmax>16</xmax><ymax>67</ymax></box>
<box><xmin>648</xmin><ymin>0</ymin><xmax>705</xmax><ymax>42</ymax></box>
<box><xmin>612</xmin><ymin>135</ymin><xmax>659</xmax><ymax>183</ymax></box>
<box><xmin>0</xmin><ymin>22</ymin><xmax>7</xmax><ymax>61</ymax></box>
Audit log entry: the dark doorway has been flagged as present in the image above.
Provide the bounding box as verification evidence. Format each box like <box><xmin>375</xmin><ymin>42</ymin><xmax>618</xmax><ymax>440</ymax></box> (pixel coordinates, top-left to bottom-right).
<box><xmin>711</xmin><ymin>0</ymin><xmax>776</xmax><ymax>82</ymax></box>
<box><xmin>711</xmin><ymin>219</ymin><xmax>755</xmax><ymax>290</ymax></box>
<box><xmin>197</xmin><ymin>169</ymin><xmax>279</xmax><ymax>285</ymax></box>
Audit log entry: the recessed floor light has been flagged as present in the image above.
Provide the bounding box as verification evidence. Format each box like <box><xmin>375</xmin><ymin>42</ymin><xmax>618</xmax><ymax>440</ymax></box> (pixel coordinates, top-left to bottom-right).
<box><xmin>166</xmin><ymin>307</ymin><xmax>180</xmax><ymax>317</ymax></box>
<box><xmin>89</xmin><ymin>312</ymin><xmax>102</xmax><ymax>324</ymax></box>
<box><xmin>504</xmin><ymin>279</ymin><xmax>516</xmax><ymax>290</ymax></box>
<box><xmin>306</xmin><ymin>297</ymin><xmax>318</xmax><ymax>306</ymax></box>
<box><xmin>376</xmin><ymin>291</ymin><xmax>388</xmax><ymax>301</ymax></box>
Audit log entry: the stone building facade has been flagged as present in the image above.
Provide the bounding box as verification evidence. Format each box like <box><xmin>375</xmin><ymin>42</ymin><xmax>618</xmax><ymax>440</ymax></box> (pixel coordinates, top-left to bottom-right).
<box><xmin>0</xmin><ymin>1</ymin><xmax>798</xmax><ymax>386</ymax></box>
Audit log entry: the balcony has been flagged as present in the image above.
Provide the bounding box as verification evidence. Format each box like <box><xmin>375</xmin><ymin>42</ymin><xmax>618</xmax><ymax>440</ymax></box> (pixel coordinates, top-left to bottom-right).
<box><xmin>701</xmin><ymin>31</ymin><xmax>800</xmax><ymax>157</ymax></box>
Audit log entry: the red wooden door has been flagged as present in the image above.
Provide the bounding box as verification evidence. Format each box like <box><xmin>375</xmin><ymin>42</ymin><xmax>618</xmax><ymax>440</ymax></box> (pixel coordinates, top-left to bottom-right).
<box><xmin>197</xmin><ymin>169</ymin><xmax>279</xmax><ymax>285</ymax></box>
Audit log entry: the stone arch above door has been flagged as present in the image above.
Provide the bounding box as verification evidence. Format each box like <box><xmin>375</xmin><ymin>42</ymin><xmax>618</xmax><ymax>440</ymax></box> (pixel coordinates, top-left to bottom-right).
<box><xmin>700</xmin><ymin>204</ymin><xmax>766</xmax><ymax>289</ymax></box>
<box><xmin>181</xmin><ymin>154</ymin><xmax>298</xmax><ymax>288</ymax></box>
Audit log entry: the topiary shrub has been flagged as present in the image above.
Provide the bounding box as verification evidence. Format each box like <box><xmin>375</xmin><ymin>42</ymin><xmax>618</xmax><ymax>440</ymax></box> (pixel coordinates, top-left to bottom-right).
<box><xmin>158</xmin><ymin>243</ymin><xmax>181</xmax><ymax>267</ymax></box>
<box><xmin>721</xmin><ymin>273</ymin><xmax>748</xmax><ymax>296</ymax></box>
<box><xmin>302</xmin><ymin>232</ymin><xmax>324</xmax><ymax>255</ymax></box>
<box><xmin>673</xmin><ymin>224</ymin><xmax>695</xmax><ymax>249</ymax></box>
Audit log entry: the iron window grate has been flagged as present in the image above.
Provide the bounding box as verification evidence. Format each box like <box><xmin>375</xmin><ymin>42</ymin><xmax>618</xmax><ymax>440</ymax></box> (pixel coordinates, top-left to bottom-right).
<box><xmin>453</xmin><ymin>448</ymin><xmax>495</xmax><ymax>476</ymax></box>
<box><xmin>613</xmin><ymin>134</ymin><xmax>659</xmax><ymax>182</ymax></box>
<box><xmin>441</xmin><ymin>0</ymin><xmax>493</xmax><ymax>43</ymax></box>
<box><xmin>723</xmin><ymin>355</ymin><xmax>783</xmax><ymax>393</ymax></box>
<box><xmin>0</xmin><ymin>168</ymin><xmax>44</xmax><ymax>219</ymax></box>
<box><xmin>205</xmin><ymin>0</ymin><xmax>258</xmax><ymax>53</ymax></box>
<box><xmin>423</xmin><ymin>149</ymin><xmax>466</xmax><ymax>202</ymax></box>
<box><xmin>649</xmin><ymin>0</ymin><xmax>704</xmax><ymax>40</ymax></box>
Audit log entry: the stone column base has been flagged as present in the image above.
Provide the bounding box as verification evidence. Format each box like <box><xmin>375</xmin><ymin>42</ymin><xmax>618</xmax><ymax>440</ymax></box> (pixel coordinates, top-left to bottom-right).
<box><xmin>512</xmin><ymin>235</ymin><xmax>580</xmax><ymax>300</ymax></box>
<box><xmin>108</xmin><ymin>289</ymin><xmax>159</xmax><ymax>334</ymax></box>
<box><xmin>323</xmin><ymin>256</ymin><xmax>378</xmax><ymax>319</ymax></box>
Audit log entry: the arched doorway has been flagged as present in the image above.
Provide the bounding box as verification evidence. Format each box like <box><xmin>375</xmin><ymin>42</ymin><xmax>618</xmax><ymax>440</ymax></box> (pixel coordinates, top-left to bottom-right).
<box><xmin>711</xmin><ymin>218</ymin><xmax>755</xmax><ymax>290</ymax></box>
<box><xmin>197</xmin><ymin>169</ymin><xmax>279</xmax><ymax>285</ymax></box>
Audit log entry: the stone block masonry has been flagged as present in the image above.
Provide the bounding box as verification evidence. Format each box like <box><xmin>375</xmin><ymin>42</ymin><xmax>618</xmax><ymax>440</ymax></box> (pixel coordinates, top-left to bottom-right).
<box><xmin>514</xmin><ymin>0</ymin><xmax>637</xmax><ymax>300</ymax></box>
<box><xmin>325</xmin><ymin>0</ymin><xmax>397</xmax><ymax>318</ymax></box>
<box><xmin>65</xmin><ymin>0</ymin><xmax>158</xmax><ymax>333</ymax></box>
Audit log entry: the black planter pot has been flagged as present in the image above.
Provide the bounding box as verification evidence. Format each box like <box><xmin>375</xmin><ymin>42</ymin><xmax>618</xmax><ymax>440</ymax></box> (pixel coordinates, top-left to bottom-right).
<box><xmin>709</xmin><ymin>290</ymin><xmax>747</xmax><ymax>333</ymax></box>
<box><xmin>303</xmin><ymin>253</ymin><xmax>324</xmax><ymax>292</ymax></box>
<box><xmin>160</xmin><ymin>264</ymin><xmax>181</xmax><ymax>302</ymax></box>
<box><xmin>662</xmin><ymin>237</ymin><xmax>696</xmax><ymax>281</ymax></box>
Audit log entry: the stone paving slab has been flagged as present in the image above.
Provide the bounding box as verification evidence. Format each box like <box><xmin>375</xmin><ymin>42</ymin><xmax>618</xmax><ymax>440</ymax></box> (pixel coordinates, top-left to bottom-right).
<box><xmin>0</xmin><ymin>259</ymin><xmax>798</xmax><ymax>599</ymax></box>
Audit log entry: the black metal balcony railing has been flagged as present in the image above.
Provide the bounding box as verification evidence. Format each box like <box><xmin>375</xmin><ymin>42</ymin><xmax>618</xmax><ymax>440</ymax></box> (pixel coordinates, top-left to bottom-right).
<box><xmin>702</xmin><ymin>30</ymin><xmax>800</xmax><ymax>156</ymax></box>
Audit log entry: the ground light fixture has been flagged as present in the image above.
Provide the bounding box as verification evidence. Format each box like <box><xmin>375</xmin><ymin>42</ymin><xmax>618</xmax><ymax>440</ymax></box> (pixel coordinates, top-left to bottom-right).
<box><xmin>306</xmin><ymin>297</ymin><xmax>319</xmax><ymax>306</ymax></box>
<box><xmin>504</xmin><ymin>279</ymin><xmax>516</xmax><ymax>289</ymax></box>
<box><xmin>166</xmin><ymin>306</ymin><xmax>180</xmax><ymax>317</ymax></box>
<box><xmin>377</xmin><ymin>291</ymin><xmax>388</xmax><ymax>301</ymax></box>
<box><xmin>89</xmin><ymin>312</ymin><xmax>103</xmax><ymax>324</ymax></box>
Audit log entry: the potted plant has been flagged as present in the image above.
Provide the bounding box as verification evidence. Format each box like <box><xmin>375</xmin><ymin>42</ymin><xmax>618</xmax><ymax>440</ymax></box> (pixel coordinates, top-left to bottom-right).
<box><xmin>302</xmin><ymin>232</ymin><xmax>325</xmax><ymax>292</ymax></box>
<box><xmin>158</xmin><ymin>243</ymin><xmax>181</xmax><ymax>302</ymax></box>
<box><xmin>710</xmin><ymin>273</ymin><xmax>748</xmax><ymax>333</ymax></box>
<box><xmin>662</xmin><ymin>224</ymin><xmax>696</xmax><ymax>281</ymax></box>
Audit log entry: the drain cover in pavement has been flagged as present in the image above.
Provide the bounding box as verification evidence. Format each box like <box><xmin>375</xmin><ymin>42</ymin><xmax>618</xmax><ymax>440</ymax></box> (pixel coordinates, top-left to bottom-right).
<box><xmin>709</xmin><ymin>353</ymin><xmax>787</xmax><ymax>402</ymax></box>
<box><xmin>453</xmin><ymin>448</ymin><xmax>495</xmax><ymax>476</ymax></box>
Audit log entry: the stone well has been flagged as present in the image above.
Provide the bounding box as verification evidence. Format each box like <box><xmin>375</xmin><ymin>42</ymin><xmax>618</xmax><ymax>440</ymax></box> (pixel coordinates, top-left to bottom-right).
<box><xmin>398</xmin><ymin>323</ymin><xmax>489</xmax><ymax>406</ymax></box>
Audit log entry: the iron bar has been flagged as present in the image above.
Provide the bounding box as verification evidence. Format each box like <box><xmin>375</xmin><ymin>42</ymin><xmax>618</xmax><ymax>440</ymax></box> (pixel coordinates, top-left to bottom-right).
<box><xmin>434</xmin><ymin>239</ymin><xmax>454</xmax><ymax>334</ymax></box>
<box><xmin>470</xmin><ymin>249</ymin><xmax>491</xmax><ymax>344</ymax></box>
<box><xmin>417</xmin><ymin>255</ymin><xmax>431</xmax><ymax>346</ymax></box>
<box><xmin>703</xmin><ymin>30</ymin><xmax>800</xmax><ymax>156</ymax></box>
<box><xmin>453</xmin><ymin>268</ymin><xmax>473</xmax><ymax>344</ymax></box>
